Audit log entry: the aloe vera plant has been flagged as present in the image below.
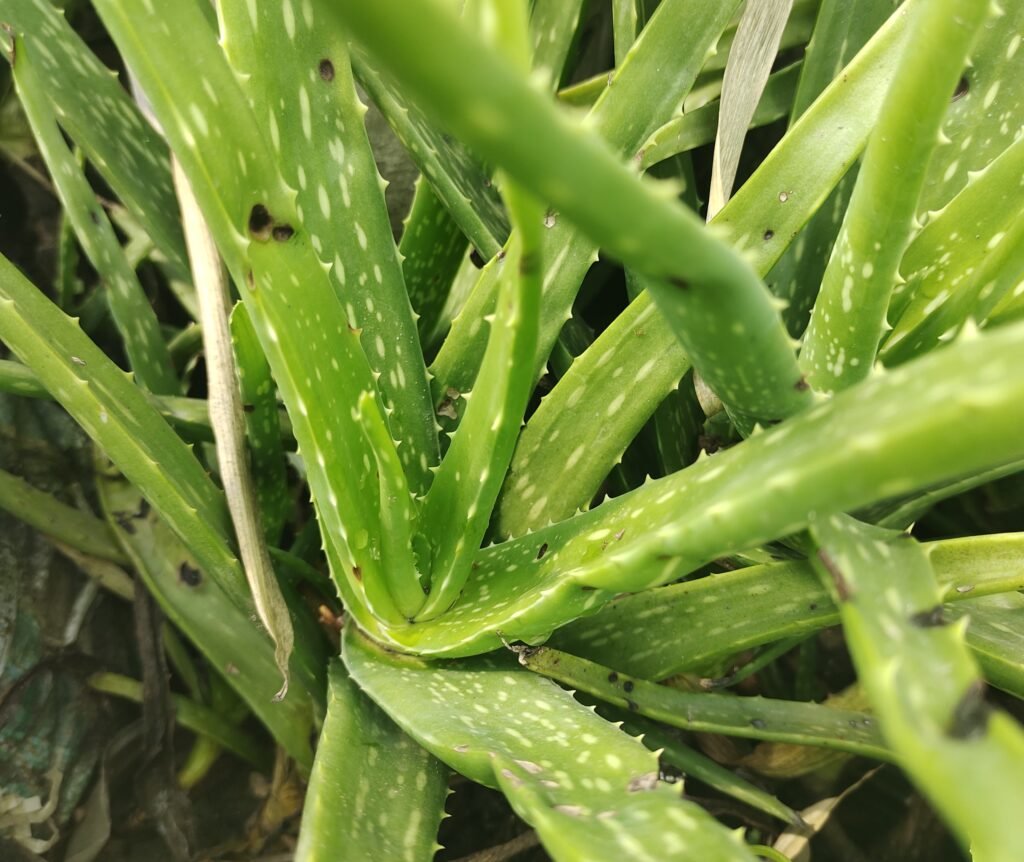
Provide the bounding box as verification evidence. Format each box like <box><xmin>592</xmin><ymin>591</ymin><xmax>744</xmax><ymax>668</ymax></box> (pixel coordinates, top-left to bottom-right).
<box><xmin>0</xmin><ymin>0</ymin><xmax>1023</xmax><ymax>858</ymax></box>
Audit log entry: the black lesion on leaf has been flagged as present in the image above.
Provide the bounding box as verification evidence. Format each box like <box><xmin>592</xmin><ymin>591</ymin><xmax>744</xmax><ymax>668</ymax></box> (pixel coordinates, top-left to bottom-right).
<box><xmin>794</xmin><ymin>375</ymin><xmax>810</xmax><ymax>391</ymax></box>
<box><xmin>622</xmin><ymin>680</ymin><xmax>634</xmax><ymax>693</ymax></box>
<box><xmin>608</xmin><ymin>671</ymin><xmax>619</xmax><ymax>683</ymax></box>
<box><xmin>536</xmin><ymin>542</ymin><xmax>548</xmax><ymax>559</ymax></box>
<box><xmin>947</xmin><ymin>679</ymin><xmax>990</xmax><ymax>740</ymax></box>
<box><xmin>179</xmin><ymin>563</ymin><xmax>202</xmax><ymax>586</ymax></box>
<box><xmin>248</xmin><ymin>204</ymin><xmax>273</xmax><ymax>240</ymax></box>
<box><xmin>352</xmin><ymin>565</ymin><xmax>362</xmax><ymax>582</ymax></box>
<box><xmin>519</xmin><ymin>250</ymin><xmax>540</xmax><ymax>277</ymax></box>
<box><xmin>763</xmin><ymin>228</ymin><xmax>775</xmax><ymax>241</ymax></box>
<box><xmin>272</xmin><ymin>224</ymin><xmax>295</xmax><ymax>242</ymax></box>
<box><xmin>318</xmin><ymin>58</ymin><xmax>335</xmax><ymax>82</ymax></box>
<box><xmin>113</xmin><ymin>511</ymin><xmax>136</xmax><ymax>534</ymax></box>
<box><xmin>668</xmin><ymin>275</ymin><xmax>690</xmax><ymax>290</ymax></box>
<box><xmin>910</xmin><ymin>605</ymin><xmax>947</xmax><ymax>628</ymax></box>
<box><xmin>469</xmin><ymin>248</ymin><xmax>485</xmax><ymax>269</ymax></box>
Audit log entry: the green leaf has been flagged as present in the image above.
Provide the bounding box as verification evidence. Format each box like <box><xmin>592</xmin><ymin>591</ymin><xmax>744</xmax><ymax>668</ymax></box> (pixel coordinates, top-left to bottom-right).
<box><xmin>954</xmin><ymin>597</ymin><xmax>1024</xmax><ymax>700</ymax></box>
<box><xmin>521</xmin><ymin>647</ymin><xmax>889</xmax><ymax>760</ymax></box>
<box><xmin>0</xmin><ymin>252</ymin><xmax>249</xmax><ymax>607</ymax></box>
<box><xmin>217</xmin><ymin>0</ymin><xmax>439</xmax><ymax>493</ymax></box>
<box><xmin>96</xmin><ymin>460</ymin><xmax>322</xmax><ymax>769</ymax></box>
<box><xmin>800</xmin><ymin>0</ymin><xmax>990</xmax><ymax>392</ymax></box>
<box><xmin>295</xmin><ymin>661</ymin><xmax>448</xmax><ymax>862</ymax></box>
<box><xmin>0</xmin><ymin>0</ymin><xmax>187</xmax><ymax>275</ymax></box>
<box><xmin>809</xmin><ymin>515</ymin><xmax>1024</xmax><ymax>862</ymax></box>
<box><xmin>343</xmin><ymin>626</ymin><xmax>757</xmax><ymax>862</ymax></box>
<box><xmin>11</xmin><ymin>36</ymin><xmax>177</xmax><ymax>395</ymax></box>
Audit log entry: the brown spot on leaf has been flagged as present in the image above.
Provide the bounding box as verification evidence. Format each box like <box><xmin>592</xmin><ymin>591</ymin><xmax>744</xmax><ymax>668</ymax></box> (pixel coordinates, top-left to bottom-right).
<box><xmin>352</xmin><ymin>565</ymin><xmax>362</xmax><ymax>582</ymax></box>
<box><xmin>179</xmin><ymin>563</ymin><xmax>202</xmax><ymax>586</ymax></box>
<box><xmin>536</xmin><ymin>542</ymin><xmax>548</xmax><ymax>560</ymax></box>
<box><xmin>910</xmin><ymin>605</ymin><xmax>947</xmax><ymax>627</ymax></box>
<box><xmin>816</xmin><ymin>549</ymin><xmax>852</xmax><ymax>601</ymax></box>
<box><xmin>952</xmin><ymin>74</ymin><xmax>969</xmax><ymax>101</ymax></box>
<box><xmin>272</xmin><ymin>224</ymin><xmax>295</xmax><ymax>242</ymax></box>
<box><xmin>627</xmin><ymin>772</ymin><xmax>659</xmax><ymax>792</ymax></box>
<box><xmin>248</xmin><ymin>204</ymin><xmax>273</xmax><ymax>240</ymax></box>
<box><xmin>318</xmin><ymin>58</ymin><xmax>335</xmax><ymax>81</ymax></box>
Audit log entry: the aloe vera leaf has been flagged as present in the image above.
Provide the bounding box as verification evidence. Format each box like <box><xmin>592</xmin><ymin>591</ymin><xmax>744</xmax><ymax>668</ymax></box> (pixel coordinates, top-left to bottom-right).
<box><xmin>337</xmin><ymin>0</ymin><xmax>811</xmax><ymax>428</ymax></box>
<box><xmin>175</xmin><ymin>163</ymin><xmax>294</xmax><ymax>697</ymax></box>
<box><xmin>416</xmin><ymin>9</ymin><xmax>544</xmax><ymax>621</ymax></box>
<box><xmin>229</xmin><ymin>304</ymin><xmax>290</xmax><ymax>545</ymax></box>
<box><xmin>295</xmin><ymin>661</ymin><xmax>449</xmax><ymax>862</ymax></box>
<box><xmin>975</xmin><ymin>213</ymin><xmax>1024</xmax><ymax>323</ymax></box>
<box><xmin>372</xmin><ymin>323</ymin><xmax>1024</xmax><ymax>657</ymax></box>
<box><xmin>0</xmin><ymin>466</ymin><xmax>127</xmax><ymax>565</ymax></box>
<box><xmin>800</xmin><ymin>0</ymin><xmax>990</xmax><ymax>393</ymax></box>
<box><xmin>351</xmin><ymin>50</ymin><xmax>509</xmax><ymax>262</ymax></box>
<box><xmin>708</xmin><ymin>0</ymin><xmax>795</xmax><ymax>218</ymax></box>
<box><xmin>497</xmin><ymin>289</ymin><xmax>690</xmax><ymax>537</ymax></box>
<box><xmin>91</xmin><ymin>0</ymin><xmax>413</xmax><ymax>625</ymax></box>
<box><xmin>0</xmin><ymin>253</ymin><xmax>252</xmax><ymax>605</ymax></box>
<box><xmin>952</xmin><ymin>598</ymin><xmax>1024</xmax><ymax>700</ymax></box>
<box><xmin>529</xmin><ymin>0</ymin><xmax>588</xmax><ymax>89</ymax></box>
<box><xmin>496</xmin><ymin>5</ymin><xmax>916</xmax><ymax>532</ymax></box>
<box><xmin>88</xmin><ymin>672</ymin><xmax>266</xmax><ymax>770</ymax></box>
<box><xmin>808</xmin><ymin>515</ymin><xmax>1024</xmax><ymax>862</ymax></box>
<box><xmin>551</xmin><ymin>532</ymin><xmax>1024</xmax><ymax>680</ymax></box>
<box><xmin>96</xmin><ymin>462</ymin><xmax>321</xmax><ymax>769</ymax></box>
<box><xmin>640</xmin><ymin>62</ymin><xmax>801</xmax><ymax>170</ymax></box>
<box><xmin>620</xmin><ymin>714</ymin><xmax>800</xmax><ymax>825</ymax></box>
<box><xmin>521</xmin><ymin>647</ymin><xmax>889</xmax><ymax>760</ymax></box>
<box><xmin>882</xmin><ymin>135</ymin><xmax>1024</xmax><ymax>363</ymax></box>
<box><xmin>612</xmin><ymin>0</ymin><xmax>640</xmax><ymax>65</ymax></box>
<box><xmin>354</xmin><ymin>390</ymin><xmax>425</xmax><ymax>619</ymax></box>
<box><xmin>217</xmin><ymin>1</ymin><xmax>438</xmax><ymax>494</ymax></box>
<box><xmin>0</xmin><ymin>0</ymin><xmax>187</xmax><ymax>276</ymax></box>
<box><xmin>10</xmin><ymin>37</ymin><xmax>177</xmax><ymax>395</ymax></box>
<box><xmin>915</xmin><ymin>1</ymin><xmax>1024</xmax><ymax>217</ymax></box>
<box><xmin>397</xmin><ymin>178</ymin><xmax>468</xmax><ymax>345</ymax></box>
<box><xmin>0</xmin><ymin>359</ymin><xmax>47</xmax><ymax>399</ymax></box>
<box><xmin>761</xmin><ymin>0</ymin><xmax>908</xmax><ymax>335</ymax></box>
<box><xmin>343</xmin><ymin>627</ymin><xmax>756</xmax><ymax>862</ymax></box>
<box><xmin>428</xmin><ymin>0</ymin><xmax>743</xmax><ymax>418</ymax></box>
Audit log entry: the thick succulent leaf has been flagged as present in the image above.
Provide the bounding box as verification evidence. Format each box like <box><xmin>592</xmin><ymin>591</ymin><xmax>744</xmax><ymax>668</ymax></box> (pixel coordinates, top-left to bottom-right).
<box><xmin>708</xmin><ymin>0</ymin><xmax>795</xmax><ymax>218</ymax></box>
<box><xmin>882</xmin><ymin>134</ymin><xmax>1024</xmax><ymax>363</ymax></box>
<box><xmin>91</xmin><ymin>0</ymin><xmax>417</xmax><ymax>625</ymax></box>
<box><xmin>528</xmin><ymin>0</ymin><xmax>588</xmax><ymax>89</ymax></box>
<box><xmin>217</xmin><ymin>0</ymin><xmax>438</xmax><ymax>494</ymax></box>
<box><xmin>552</xmin><ymin>533</ymin><xmax>1024</xmax><ymax>679</ymax></box>
<box><xmin>761</xmin><ymin>0</ymin><xmax>901</xmax><ymax>335</ymax></box>
<box><xmin>915</xmin><ymin>0</ymin><xmax>1024</xmax><ymax>216</ymax></box>
<box><xmin>96</xmin><ymin>461</ymin><xmax>322</xmax><ymax>769</ymax></box>
<box><xmin>800</xmin><ymin>0</ymin><xmax>990</xmax><ymax>392</ymax></box>
<box><xmin>521</xmin><ymin>647</ymin><xmax>888</xmax><ymax>760</ymax></box>
<box><xmin>428</xmin><ymin>0</ymin><xmax>744</xmax><ymax>420</ymax></box>
<box><xmin>343</xmin><ymin>627</ymin><xmax>757</xmax><ymax>862</ymax></box>
<box><xmin>10</xmin><ymin>36</ymin><xmax>177</xmax><ymax>395</ymax></box>
<box><xmin>229</xmin><ymin>303</ymin><xmax>290</xmax><ymax>544</ymax></box>
<box><xmin>954</xmin><ymin>597</ymin><xmax>1024</xmax><ymax>700</ymax></box>
<box><xmin>368</xmin><ymin>323</ymin><xmax>1024</xmax><ymax>656</ymax></box>
<box><xmin>498</xmin><ymin>287</ymin><xmax>690</xmax><ymax>536</ymax></box>
<box><xmin>295</xmin><ymin>661</ymin><xmax>448</xmax><ymax>862</ymax></box>
<box><xmin>809</xmin><ymin>515</ymin><xmax>1024</xmax><ymax>862</ymax></box>
<box><xmin>335</xmin><ymin>0</ymin><xmax>810</xmax><ymax>430</ymax></box>
<box><xmin>397</xmin><ymin>178</ymin><xmax>468</xmax><ymax>345</ymax></box>
<box><xmin>0</xmin><ymin>0</ymin><xmax>187</xmax><ymax>275</ymax></box>
<box><xmin>495</xmin><ymin>3</ymin><xmax>917</xmax><ymax>532</ymax></box>
<box><xmin>0</xmin><ymin>253</ymin><xmax>251</xmax><ymax>606</ymax></box>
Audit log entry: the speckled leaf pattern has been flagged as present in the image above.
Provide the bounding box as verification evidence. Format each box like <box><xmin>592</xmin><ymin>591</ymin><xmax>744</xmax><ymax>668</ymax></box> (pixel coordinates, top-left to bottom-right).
<box><xmin>217</xmin><ymin>0</ymin><xmax>439</xmax><ymax>494</ymax></box>
<box><xmin>397</xmin><ymin>178</ymin><xmax>468</xmax><ymax>345</ymax></box>
<box><xmin>97</xmin><ymin>460</ymin><xmax>322</xmax><ymax>769</ymax></box>
<box><xmin>295</xmin><ymin>661</ymin><xmax>448</xmax><ymax>862</ymax></box>
<box><xmin>0</xmin><ymin>253</ymin><xmax>248</xmax><ymax>607</ymax></box>
<box><xmin>428</xmin><ymin>0</ymin><xmax>744</xmax><ymax>420</ymax></box>
<box><xmin>529</xmin><ymin>0</ymin><xmax>587</xmax><ymax>89</ymax></box>
<box><xmin>809</xmin><ymin>515</ymin><xmax>1024</xmax><ymax>862</ymax></box>
<box><xmin>553</xmin><ymin>533</ymin><xmax>1024</xmax><ymax>680</ymax></box>
<box><xmin>361</xmin><ymin>323</ymin><xmax>1024</xmax><ymax>656</ymax></box>
<box><xmin>498</xmin><ymin>289</ymin><xmax>691</xmax><ymax>537</ymax></box>
<box><xmin>11</xmin><ymin>36</ymin><xmax>177</xmax><ymax>395</ymax></box>
<box><xmin>521</xmin><ymin>647</ymin><xmax>888</xmax><ymax>760</ymax></box>
<box><xmin>800</xmin><ymin>0</ymin><xmax>990</xmax><ymax>392</ymax></box>
<box><xmin>493</xmin><ymin>0</ymin><xmax>916</xmax><ymax>524</ymax></box>
<box><xmin>91</xmin><ymin>0</ymin><xmax>421</xmax><ymax>625</ymax></box>
<box><xmin>882</xmin><ymin>134</ymin><xmax>1024</xmax><ymax>362</ymax></box>
<box><xmin>343</xmin><ymin>627</ymin><xmax>757</xmax><ymax>862</ymax></box>
<box><xmin>0</xmin><ymin>0</ymin><xmax>187</xmax><ymax>276</ymax></box>
<box><xmin>762</xmin><ymin>0</ymin><xmax>900</xmax><ymax>336</ymax></box>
